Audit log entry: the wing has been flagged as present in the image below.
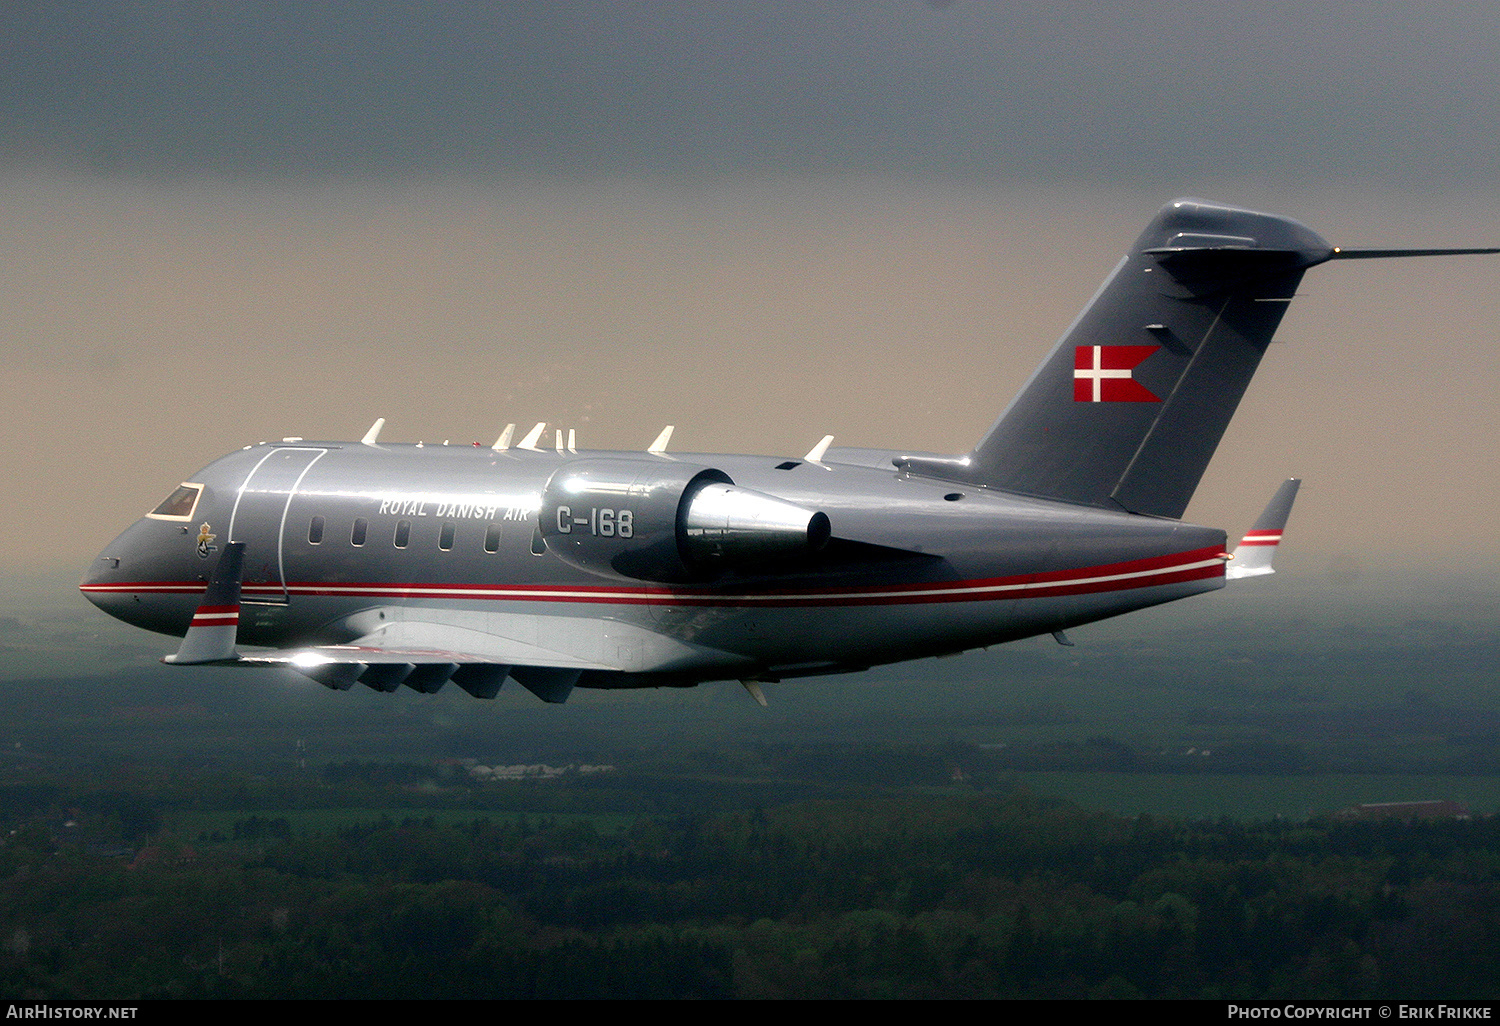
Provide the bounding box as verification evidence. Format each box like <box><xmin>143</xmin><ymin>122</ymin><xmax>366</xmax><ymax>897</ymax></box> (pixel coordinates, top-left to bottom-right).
<box><xmin>242</xmin><ymin>614</ymin><xmax>752</xmax><ymax>703</ymax></box>
<box><xmin>162</xmin><ymin>544</ymin><xmax>751</xmax><ymax>702</ymax></box>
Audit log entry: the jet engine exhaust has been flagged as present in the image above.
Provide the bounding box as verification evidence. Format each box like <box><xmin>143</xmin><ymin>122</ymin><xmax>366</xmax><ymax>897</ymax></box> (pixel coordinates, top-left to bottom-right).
<box><xmin>681</xmin><ymin>482</ymin><xmax>831</xmax><ymax>567</ymax></box>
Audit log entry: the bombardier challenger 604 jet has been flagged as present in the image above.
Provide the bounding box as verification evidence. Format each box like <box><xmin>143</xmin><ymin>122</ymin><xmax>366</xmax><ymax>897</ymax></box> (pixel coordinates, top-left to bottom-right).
<box><xmin>81</xmin><ymin>199</ymin><xmax>1497</xmax><ymax>704</ymax></box>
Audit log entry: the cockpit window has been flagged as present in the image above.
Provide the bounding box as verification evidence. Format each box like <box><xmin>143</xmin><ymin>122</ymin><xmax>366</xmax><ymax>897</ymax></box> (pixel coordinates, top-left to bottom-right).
<box><xmin>147</xmin><ymin>483</ymin><xmax>203</xmax><ymax>521</ymax></box>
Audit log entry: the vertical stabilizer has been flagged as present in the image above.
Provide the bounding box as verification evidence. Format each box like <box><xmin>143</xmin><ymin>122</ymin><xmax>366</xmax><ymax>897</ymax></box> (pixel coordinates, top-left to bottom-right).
<box><xmin>900</xmin><ymin>199</ymin><xmax>1334</xmax><ymax>518</ymax></box>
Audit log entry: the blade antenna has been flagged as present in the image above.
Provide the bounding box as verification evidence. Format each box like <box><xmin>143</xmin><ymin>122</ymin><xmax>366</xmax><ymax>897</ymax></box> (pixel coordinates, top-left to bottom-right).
<box><xmin>648</xmin><ymin>425</ymin><xmax>674</xmax><ymax>455</ymax></box>
<box><xmin>517</xmin><ymin>422</ymin><xmax>547</xmax><ymax>451</ymax></box>
<box><xmin>804</xmin><ymin>435</ymin><xmax>835</xmax><ymax>463</ymax></box>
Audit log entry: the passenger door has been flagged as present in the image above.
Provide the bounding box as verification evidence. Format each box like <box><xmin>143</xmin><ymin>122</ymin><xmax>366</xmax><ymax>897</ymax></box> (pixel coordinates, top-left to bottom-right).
<box><xmin>229</xmin><ymin>447</ymin><xmax>328</xmax><ymax>604</ymax></box>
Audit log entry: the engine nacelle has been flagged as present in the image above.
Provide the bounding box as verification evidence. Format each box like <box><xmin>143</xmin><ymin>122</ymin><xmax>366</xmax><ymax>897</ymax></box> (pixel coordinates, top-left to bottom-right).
<box><xmin>540</xmin><ymin>459</ymin><xmax>830</xmax><ymax>582</ymax></box>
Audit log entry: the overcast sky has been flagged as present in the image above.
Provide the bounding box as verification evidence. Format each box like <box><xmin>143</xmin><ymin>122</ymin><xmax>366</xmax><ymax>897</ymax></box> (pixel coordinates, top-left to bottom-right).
<box><xmin>4</xmin><ymin>1</ymin><xmax>1500</xmax><ymax>584</ymax></box>
<box><xmin>6</xmin><ymin>1</ymin><xmax>1500</xmax><ymax>188</ymax></box>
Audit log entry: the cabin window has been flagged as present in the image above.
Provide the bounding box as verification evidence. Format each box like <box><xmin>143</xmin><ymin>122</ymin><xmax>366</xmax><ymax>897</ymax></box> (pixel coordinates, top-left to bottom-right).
<box><xmin>147</xmin><ymin>483</ymin><xmax>203</xmax><ymax>521</ymax></box>
<box><xmin>308</xmin><ymin>516</ymin><xmax>325</xmax><ymax>544</ymax></box>
<box><xmin>350</xmin><ymin>517</ymin><xmax>367</xmax><ymax>546</ymax></box>
<box><xmin>484</xmin><ymin>523</ymin><xmax>501</xmax><ymax>553</ymax></box>
<box><xmin>394</xmin><ymin>520</ymin><xmax>411</xmax><ymax>548</ymax></box>
<box><xmin>439</xmin><ymin>521</ymin><xmax>456</xmax><ymax>551</ymax></box>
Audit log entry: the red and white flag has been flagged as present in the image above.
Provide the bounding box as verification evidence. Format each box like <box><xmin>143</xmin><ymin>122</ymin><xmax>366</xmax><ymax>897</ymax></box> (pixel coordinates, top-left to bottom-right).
<box><xmin>1073</xmin><ymin>345</ymin><xmax>1160</xmax><ymax>402</ymax></box>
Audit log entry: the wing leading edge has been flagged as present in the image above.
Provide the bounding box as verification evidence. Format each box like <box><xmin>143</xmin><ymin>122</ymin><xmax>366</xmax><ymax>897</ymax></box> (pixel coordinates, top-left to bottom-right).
<box><xmin>165</xmin><ymin>545</ymin><xmax>750</xmax><ymax>703</ymax></box>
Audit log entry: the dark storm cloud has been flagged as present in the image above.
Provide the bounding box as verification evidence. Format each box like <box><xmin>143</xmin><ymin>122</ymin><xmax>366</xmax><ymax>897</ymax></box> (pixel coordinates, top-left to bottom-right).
<box><xmin>4</xmin><ymin>1</ymin><xmax>1499</xmax><ymax>186</ymax></box>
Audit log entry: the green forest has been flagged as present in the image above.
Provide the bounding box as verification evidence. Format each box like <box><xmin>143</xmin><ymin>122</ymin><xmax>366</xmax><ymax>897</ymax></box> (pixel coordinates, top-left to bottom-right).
<box><xmin>3</xmin><ymin>757</ymin><xmax>1499</xmax><ymax>1000</ymax></box>
<box><xmin>4</xmin><ymin>579</ymin><xmax>1499</xmax><ymax>998</ymax></box>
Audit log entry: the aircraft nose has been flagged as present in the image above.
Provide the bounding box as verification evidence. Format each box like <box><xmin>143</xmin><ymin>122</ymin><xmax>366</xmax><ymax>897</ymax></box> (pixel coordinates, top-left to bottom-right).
<box><xmin>79</xmin><ymin>518</ymin><xmax>157</xmax><ymax>620</ymax></box>
<box><xmin>79</xmin><ymin>514</ymin><xmax>208</xmax><ymax>635</ymax></box>
<box><xmin>80</xmin><ymin>548</ymin><xmax>126</xmax><ymax>614</ymax></box>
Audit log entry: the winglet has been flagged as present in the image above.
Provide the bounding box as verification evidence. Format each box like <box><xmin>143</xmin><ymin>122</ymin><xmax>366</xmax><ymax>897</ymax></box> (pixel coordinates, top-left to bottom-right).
<box><xmin>164</xmin><ymin>542</ymin><xmax>245</xmax><ymax>664</ymax></box>
<box><xmin>1227</xmin><ymin>478</ymin><xmax>1301</xmax><ymax>579</ymax></box>
<box><xmin>361</xmin><ymin>418</ymin><xmax>385</xmax><ymax>445</ymax></box>
<box><xmin>648</xmin><ymin>425</ymin><xmax>674</xmax><ymax>455</ymax></box>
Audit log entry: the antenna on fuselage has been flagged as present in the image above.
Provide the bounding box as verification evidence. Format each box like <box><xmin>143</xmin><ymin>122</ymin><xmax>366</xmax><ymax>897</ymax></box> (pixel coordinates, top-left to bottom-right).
<box><xmin>647</xmin><ymin>425</ymin><xmax>674</xmax><ymax>455</ymax></box>
<box><xmin>804</xmin><ymin>435</ymin><xmax>834</xmax><ymax>463</ymax></box>
<box><xmin>492</xmin><ymin>424</ymin><xmax>515</xmax><ymax>451</ymax></box>
<box><xmin>517</xmin><ymin>422</ymin><xmax>547</xmax><ymax>451</ymax></box>
<box><xmin>361</xmin><ymin>418</ymin><xmax>386</xmax><ymax>445</ymax></box>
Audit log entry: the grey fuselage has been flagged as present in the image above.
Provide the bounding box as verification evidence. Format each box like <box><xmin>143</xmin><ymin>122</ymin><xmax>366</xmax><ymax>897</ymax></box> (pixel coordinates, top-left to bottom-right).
<box><xmin>81</xmin><ymin>440</ymin><xmax>1227</xmax><ymax>688</ymax></box>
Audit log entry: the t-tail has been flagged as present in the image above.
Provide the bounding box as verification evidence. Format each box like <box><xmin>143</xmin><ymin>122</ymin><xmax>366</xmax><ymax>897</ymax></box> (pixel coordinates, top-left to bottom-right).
<box><xmin>897</xmin><ymin>198</ymin><xmax>1497</xmax><ymax>518</ymax></box>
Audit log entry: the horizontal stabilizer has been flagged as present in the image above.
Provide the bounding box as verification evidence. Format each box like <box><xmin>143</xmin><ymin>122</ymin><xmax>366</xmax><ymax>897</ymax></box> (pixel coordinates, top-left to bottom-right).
<box><xmin>1328</xmin><ymin>246</ymin><xmax>1500</xmax><ymax>260</ymax></box>
<box><xmin>1226</xmin><ymin>478</ymin><xmax>1300</xmax><ymax>579</ymax></box>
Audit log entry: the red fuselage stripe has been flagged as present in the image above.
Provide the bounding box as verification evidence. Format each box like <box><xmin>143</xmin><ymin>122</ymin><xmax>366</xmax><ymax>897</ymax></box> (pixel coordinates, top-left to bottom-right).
<box><xmin>81</xmin><ymin>546</ymin><xmax>1225</xmax><ymax>608</ymax></box>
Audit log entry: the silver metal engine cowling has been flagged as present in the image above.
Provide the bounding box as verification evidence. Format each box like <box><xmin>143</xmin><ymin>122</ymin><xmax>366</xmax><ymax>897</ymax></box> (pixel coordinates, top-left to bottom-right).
<box><xmin>680</xmin><ymin>481</ymin><xmax>832</xmax><ymax>568</ymax></box>
<box><xmin>540</xmin><ymin>459</ymin><xmax>829</xmax><ymax>582</ymax></box>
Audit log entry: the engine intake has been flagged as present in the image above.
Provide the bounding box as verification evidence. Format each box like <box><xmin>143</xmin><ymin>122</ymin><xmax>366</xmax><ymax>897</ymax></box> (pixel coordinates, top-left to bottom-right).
<box><xmin>540</xmin><ymin>459</ymin><xmax>829</xmax><ymax>582</ymax></box>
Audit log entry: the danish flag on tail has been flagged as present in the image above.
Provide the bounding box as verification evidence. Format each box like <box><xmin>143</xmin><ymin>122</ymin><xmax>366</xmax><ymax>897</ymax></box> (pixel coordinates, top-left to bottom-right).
<box><xmin>1073</xmin><ymin>345</ymin><xmax>1160</xmax><ymax>402</ymax></box>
